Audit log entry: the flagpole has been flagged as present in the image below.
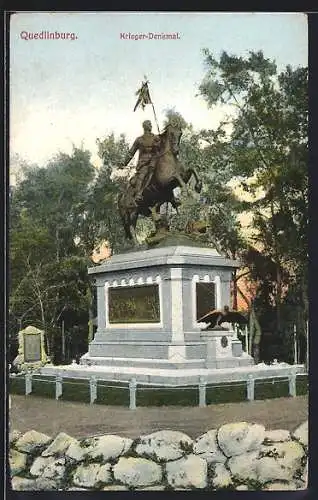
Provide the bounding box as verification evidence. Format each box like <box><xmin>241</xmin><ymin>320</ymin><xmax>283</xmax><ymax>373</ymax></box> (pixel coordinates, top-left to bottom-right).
<box><xmin>144</xmin><ymin>76</ymin><xmax>160</xmax><ymax>134</ymax></box>
<box><xmin>151</xmin><ymin>102</ymin><xmax>160</xmax><ymax>134</ymax></box>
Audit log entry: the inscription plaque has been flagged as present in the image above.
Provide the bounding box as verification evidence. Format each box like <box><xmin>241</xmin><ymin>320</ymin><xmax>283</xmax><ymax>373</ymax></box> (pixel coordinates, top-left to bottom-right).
<box><xmin>109</xmin><ymin>284</ymin><xmax>160</xmax><ymax>323</ymax></box>
<box><xmin>24</xmin><ymin>333</ymin><xmax>42</xmax><ymax>362</ymax></box>
<box><xmin>196</xmin><ymin>282</ymin><xmax>216</xmax><ymax>320</ymax></box>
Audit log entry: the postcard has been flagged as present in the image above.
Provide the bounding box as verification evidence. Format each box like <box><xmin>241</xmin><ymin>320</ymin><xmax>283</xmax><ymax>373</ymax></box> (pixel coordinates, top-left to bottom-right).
<box><xmin>8</xmin><ymin>11</ymin><xmax>308</xmax><ymax>492</ymax></box>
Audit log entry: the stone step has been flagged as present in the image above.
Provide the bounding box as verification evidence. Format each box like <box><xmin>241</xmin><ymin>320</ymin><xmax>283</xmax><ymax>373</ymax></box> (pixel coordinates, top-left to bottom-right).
<box><xmin>80</xmin><ymin>355</ymin><xmax>206</xmax><ymax>370</ymax></box>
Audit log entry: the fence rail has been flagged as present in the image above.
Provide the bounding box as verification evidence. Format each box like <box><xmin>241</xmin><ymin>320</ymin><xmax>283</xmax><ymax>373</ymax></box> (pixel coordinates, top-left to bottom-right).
<box><xmin>9</xmin><ymin>369</ymin><xmax>308</xmax><ymax>409</ymax></box>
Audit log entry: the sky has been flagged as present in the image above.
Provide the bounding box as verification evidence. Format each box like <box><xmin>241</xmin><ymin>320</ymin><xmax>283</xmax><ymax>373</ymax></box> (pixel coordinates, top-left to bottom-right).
<box><xmin>10</xmin><ymin>12</ymin><xmax>308</xmax><ymax>171</ymax></box>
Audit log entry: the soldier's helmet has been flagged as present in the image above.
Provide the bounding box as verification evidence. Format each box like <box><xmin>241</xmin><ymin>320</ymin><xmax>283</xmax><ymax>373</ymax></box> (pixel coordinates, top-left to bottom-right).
<box><xmin>142</xmin><ymin>120</ymin><xmax>152</xmax><ymax>130</ymax></box>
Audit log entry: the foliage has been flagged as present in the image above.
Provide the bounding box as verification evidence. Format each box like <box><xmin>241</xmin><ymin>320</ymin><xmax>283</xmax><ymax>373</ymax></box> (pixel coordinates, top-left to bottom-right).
<box><xmin>198</xmin><ymin>50</ymin><xmax>308</xmax><ymax>358</ymax></box>
<box><xmin>9</xmin><ymin>148</ymin><xmax>96</xmax><ymax>361</ymax></box>
<box><xmin>94</xmin><ymin>133</ymin><xmax>133</xmax><ymax>251</ymax></box>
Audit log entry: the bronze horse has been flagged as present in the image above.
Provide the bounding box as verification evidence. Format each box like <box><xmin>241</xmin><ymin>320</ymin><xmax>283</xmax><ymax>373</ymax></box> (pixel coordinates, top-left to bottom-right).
<box><xmin>118</xmin><ymin>123</ymin><xmax>202</xmax><ymax>242</ymax></box>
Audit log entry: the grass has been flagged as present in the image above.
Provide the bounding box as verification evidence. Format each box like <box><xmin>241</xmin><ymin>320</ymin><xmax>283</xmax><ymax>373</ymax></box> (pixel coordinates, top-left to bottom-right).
<box><xmin>60</xmin><ymin>378</ymin><xmax>90</xmax><ymax>403</ymax></box>
<box><xmin>254</xmin><ymin>377</ymin><xmax>290</xmax><ymax>400</ymax></box>
<box><xmin>206</xmin><ymin>381</ymin><xmax>247</xmax><ymax>405</ymax></box>
<box><xmin>96</xmin><ymin>381</ymin><xmax>129</xmax><ymax>406</ymax></box>
<box><xmin>31</xmin><ymin>375</ymin><xmax>56</xmax><ymax>399</ymax></box>
<box><xmin>296</xmin><ymin>374</ymin><xmax>309</xmax><ymax>396</ymax></box>
<box><xmin>9</xmin><ymin>374</ymin><xmax>308</xmax><ymax>406</ymax></box>
<box><xmin>9</xmin><ymin>375</ymin><xmax>25</xmax><ymax>395</ymax></box>
<box><xmin>137</xmin><ymin>386</ymin><xmax>198</xmax><ymax>407</ymax></box>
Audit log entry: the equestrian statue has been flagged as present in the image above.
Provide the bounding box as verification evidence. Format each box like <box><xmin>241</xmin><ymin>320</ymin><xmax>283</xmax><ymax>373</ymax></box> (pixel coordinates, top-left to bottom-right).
<box><xmin>117</xmin><ymin>118</ymin><xmax>202</xmax><ymax>243</ymax></box>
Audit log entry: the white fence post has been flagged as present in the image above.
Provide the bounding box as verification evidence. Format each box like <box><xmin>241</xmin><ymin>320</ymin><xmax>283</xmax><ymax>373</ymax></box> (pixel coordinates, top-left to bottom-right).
<box><xmin>25</xmin><ymin>372</ymin><xmax>32</xmax><ymax>395</ymax></box>
<box><xmin>293</xmin><ymin>324</ymin><xmax>298</xmax><ymax>365</ymax></box>
<box><xmin>89</xmin><ymin>376</ymin><xmax>97</xmax><ymax>404</ymax></box>
<box><xmin>288</xmin><ymin>369</ymin><xmax>297</xmax><ymax>397</ymax></box>
<box><xmin>246</xmin><ymin>374</ymin><xmax>255</xmax><ymax>401</ymax></box>
<box><xmin>129</xmin><ymin>378</ymin><xmax>137</xmax><ymax>410</ymax></box>
<box><xmin>55</xmin><ymin>375</ymin><xmax>63</xmax><ymax>400</ymax></box>
<box><xmin>199</xmin><ymin>377</ymin><xmax>207</xmax><ymax>407</ymax></box>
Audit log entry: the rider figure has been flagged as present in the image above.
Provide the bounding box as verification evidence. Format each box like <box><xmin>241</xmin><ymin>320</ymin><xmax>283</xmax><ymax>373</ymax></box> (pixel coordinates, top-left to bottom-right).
<box><xmin>122</xmin><ymin>120</ymin><xmax>160</xmax><ymax>203</ymax></box>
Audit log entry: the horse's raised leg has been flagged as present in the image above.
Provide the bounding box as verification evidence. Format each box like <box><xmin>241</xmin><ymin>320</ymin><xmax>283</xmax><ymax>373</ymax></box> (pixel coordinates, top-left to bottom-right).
<box><xmin>170</xmin><ymin>195</ymin><xmax>181</xmax><ymax>213</ymax></box>
<box><xmin>150</xmin><ymin>204</ymin><xmax>161</xmax><ymax>222</ymax></box>
<box><xmin>187</xmin><ymin>167</ymin><xmax>202</xmax><ymax>193</ymax></box>
<box><xmin>174</xmin><ymin>172</ymin><xmax>187</xmax><ymax>189</ymax></box>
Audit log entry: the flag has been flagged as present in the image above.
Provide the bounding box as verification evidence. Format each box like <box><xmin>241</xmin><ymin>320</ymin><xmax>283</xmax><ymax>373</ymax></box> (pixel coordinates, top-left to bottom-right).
<box><xmin>133</xmin><ymin>79</ymin><xmax>152</xmax><ymax>112</ymax></box>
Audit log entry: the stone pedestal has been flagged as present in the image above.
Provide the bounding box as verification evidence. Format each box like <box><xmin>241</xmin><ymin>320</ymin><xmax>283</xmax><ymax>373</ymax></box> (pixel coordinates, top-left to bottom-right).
<box><xmin>200</xmin><ymin>329</ymin><xmax>251</xmax><ymax>369</ymax></box>
<box><xmin>79</xmin><ymin>245</ymin><xmax>253</xmax><ymax>376</ymax></box>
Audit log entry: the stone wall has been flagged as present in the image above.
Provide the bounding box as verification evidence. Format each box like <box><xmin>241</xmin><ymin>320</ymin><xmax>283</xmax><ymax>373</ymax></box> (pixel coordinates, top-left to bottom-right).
<box><xmin>9</xmin><ymin>421</ymin><xmax>308</xmax><ymax>491</ymax></box>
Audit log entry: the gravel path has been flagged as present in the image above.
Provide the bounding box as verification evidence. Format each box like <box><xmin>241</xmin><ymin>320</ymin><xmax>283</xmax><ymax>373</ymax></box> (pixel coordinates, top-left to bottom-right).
<box><xmin>10</xmin><ymin>394</ymin><xmax>308</xmax><ymax>439</ymax></box>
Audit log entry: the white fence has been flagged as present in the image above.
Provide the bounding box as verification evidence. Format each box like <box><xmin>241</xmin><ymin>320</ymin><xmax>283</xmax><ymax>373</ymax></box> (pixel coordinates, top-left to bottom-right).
<box><xmin>10</xmin><ymin>369</ymin><xmax>307</xmax><ymax>410</ymax></box>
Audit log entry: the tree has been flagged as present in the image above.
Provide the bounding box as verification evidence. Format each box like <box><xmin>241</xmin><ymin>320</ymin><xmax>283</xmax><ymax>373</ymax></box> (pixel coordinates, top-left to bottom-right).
<box><xmin>198</xmin><ymin>50</ymin><xmax>308</xmax><ymax>357</ymax></box>
<box><xmin>91</xmin><ymin>133</ymin><xmax>131</xmax><ymax>252</ymax></box>
<box><xmin>9</xmin><ymin>148</ymin><xmax>97</xmax><ymax>361</ymax></box>
<box><xmin>163</xmin><ymin>109</ymin><xmax>249</xmax><ymax>308</ymax></box>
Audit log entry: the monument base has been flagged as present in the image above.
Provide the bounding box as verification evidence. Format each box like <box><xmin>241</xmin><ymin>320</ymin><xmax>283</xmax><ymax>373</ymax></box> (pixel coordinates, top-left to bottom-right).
<box><xmin>79</xmin><ymin>327</ymin><xmax>254</xmax><ymax>372</ymax></box>
<box><xmin>40</xmin><ymin>361</ymin><xmax>306</xmax><ymax>386</ymax></box>
<box><xmin>80</xmin><ymin>245</ymin><xmax>255</xmax><ymax>379</ymax></box>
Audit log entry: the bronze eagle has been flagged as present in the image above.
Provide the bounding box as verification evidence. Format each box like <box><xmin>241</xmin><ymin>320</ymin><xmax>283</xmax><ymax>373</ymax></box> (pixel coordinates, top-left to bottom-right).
<box><xmin>198</xmin><ymin>305</ymin><xmax>248</xmax><ymax>329</ymax></box>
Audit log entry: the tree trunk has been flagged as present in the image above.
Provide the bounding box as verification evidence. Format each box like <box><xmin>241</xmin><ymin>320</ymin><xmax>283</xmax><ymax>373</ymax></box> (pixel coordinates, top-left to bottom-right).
<box><xmin>61</xmin><ymin>320</ymin><xmax>65</xmax><ymax>361</ymax></box>
<box><xmin>276</xmin><ymin>265</ymin><xmax>282</xmax><ymax>332</ymax></box>
<box><xmin>232</xmin><ymin>270</ymin><xmax>238</xmax><ymax>310</ymax></box>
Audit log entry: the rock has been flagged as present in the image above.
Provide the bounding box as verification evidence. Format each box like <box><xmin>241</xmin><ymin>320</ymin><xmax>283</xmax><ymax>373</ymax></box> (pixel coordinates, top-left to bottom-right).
<box><xmin>136</xmin><ymin>485</ymin><xmax>166</xmax><ymax>490</ymax></box>
<box><xmin>263</xmin><ymin>430</ymin><xmax>291</xmax><ymax>443</ymax></box>
<box><xmin>293</xmin><ymin>421</ymin><xmax>308</xmax><ymax>447</ymax></box>
<box><xmin>96</xmin><ymin>463</ymin><xmax>112</xmax><ymax>485</ymax></box>
<box><xmin>29</xmin><ymin>456</ymin><xmax>66</xmax><ymax>481</ymax></box>
<box><xmin>9</xmin><ymin>430</ymin><xmax>22</xmax><ymax>445</ymax></box>
<box><xmin>257</xmin><ymin>440</ymin><xmax>305</xmax><ymax>483</ymax></box>
<box><xmin>227</xmin><ymin>451</ymin><xmax>259</xmax><ymax>481</ymax></box>
<box><xmin>11</xmin><ymin>477</ymin><xmax>38</xmax><ymax>490</ymax></box>
<box><xmin>236</xmin><ymin>485</ymin><xmax>249</xmax><ymax>490</ymax></box>
<box><xmin>296</xmin><ymin>480</ymin><xmax>307</xmax><ymax>490</ymax></box>
<box><xmin>256</xmin><ymin>456</ymin><xmax>294</xmax><ymax>483</ymax></box>
<box><xmin>35</xmin><ymin>477</ymin><xmax>60</xmax><ymax>490</ymax></box>
<box><xmin>9</xmin><ymin>449</ymin><xmax>28</xmax><ymax>475</ymax></box>
<box><xmin>86</xmin><ymin>434</ymin><xmax>133</xmax><ymax>462</ymax></box>
<box><xmin>264</xmin><ymin>481</ymin><xmax>297</xmax><ymax>490</ymax></box>
<box><xmin>15</xmin><ymin>430</ymin><xmax>52</xmax><ymax>454</ymax></box>
<box><xmin>65</xmin><ymin>440</ymin><xmax>86</xmax><ymax>461</ymax></box>
<box><xmin>72</xmin><ymin>463</ymin><xmax>111</xmax><ymax>488</ymax></box>
<box><xmin>42</xmin><ymin>432</ymin><xmax>77</xmax><ymax>457</ymax></box>
<box><xmin>302</xmin><ymin>459</ymin><xmax>308</xmax><ymax>486</ymax></box>
<box><xmin>11</xmin><ymin>476</ymin><xmax>59</xmax><ymax>491</ymax></box>
<box><xmin>193</xmin><ymin>430</ymin><xmax>227</xmax><ymax>463</ymax></box>
<box><xmin>102</xmin><ymin>485</ymin><xmax>130</xmax><ymax>490</ymax></box>
<box><xmin>165</xmin><ymin>454</ymin><xmax>207</xmax><ymax>489</ymax></box>
<box><xmin>210</xmin><ymin>462</ymin><xmax>233</xmax><ymax>489</ymax></box>
<box><xmin>218</xmin><ymin>422</ymin><xmax>265</xmax><ymax>458</ymax></box>
<box><xmin>113</xmin><ymin>457</ymin><xmax>162</xmax><ymax>487</ymax></box>
<box><xmin>135</xmin><ymin>430</ymin><xmax>193</xmax><ymax>462</ymax></box>
<box><xmin>65</xmin><ymin>487</ymin><xmax>90</xmax><ymax>491</ymax></box>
